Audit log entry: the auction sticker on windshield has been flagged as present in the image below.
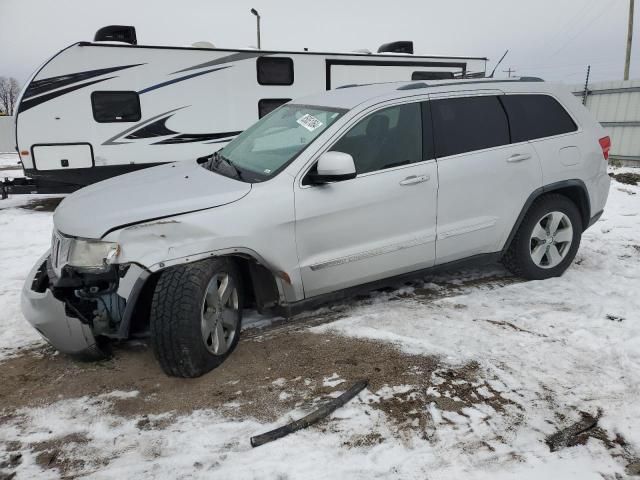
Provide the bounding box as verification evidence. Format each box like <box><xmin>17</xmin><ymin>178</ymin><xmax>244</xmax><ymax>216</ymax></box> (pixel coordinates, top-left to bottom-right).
<box><xmin>296</xmin><ymin>114</ymin><xmax>323</xmax><ymax>132</ymax></box>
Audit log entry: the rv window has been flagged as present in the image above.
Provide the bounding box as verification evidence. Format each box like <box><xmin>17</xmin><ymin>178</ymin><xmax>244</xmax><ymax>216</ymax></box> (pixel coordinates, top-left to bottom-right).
<box><xmin>411</xmin><ymin>71</ymin><xmax>454</xmax><ymax>80</ymax></box>
<box><xmin>257</xmin><ymin>57</ymin><xmax>294</xmax><ymax>85</ymax></box>
<box><xmin>258</xmin><ymin>99</ymin><xmax>291</xmax><ymax>118</ymax></box>
<box><xmin>91</xmin><ymin>91</ymin><xmax>141</xmax><ymax>123</ymax></box>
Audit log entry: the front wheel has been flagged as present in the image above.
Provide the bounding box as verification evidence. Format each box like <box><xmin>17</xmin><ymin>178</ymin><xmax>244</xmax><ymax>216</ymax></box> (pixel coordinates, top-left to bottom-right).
<box><xmin>150</xmin><ymin>258</ymin><xmax>243</xmax><ymax>378</ymax></box>
<box><xmin>502</xmin><ymin>194</ymin><xmax>582</xmax><ymax>280</ymax></box>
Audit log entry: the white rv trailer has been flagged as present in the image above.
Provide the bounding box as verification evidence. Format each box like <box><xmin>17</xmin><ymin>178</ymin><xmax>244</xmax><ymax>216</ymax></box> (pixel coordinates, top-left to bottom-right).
<box><xmin>13</xmin><ymin>29</ymin><xmax>487</xmax><ymax>193</ymax></box>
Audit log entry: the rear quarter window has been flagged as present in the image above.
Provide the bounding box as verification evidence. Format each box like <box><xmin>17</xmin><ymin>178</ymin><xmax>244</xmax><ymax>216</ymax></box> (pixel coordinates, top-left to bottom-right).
<box><xmin>500</xmin><ymin>94</ymin><xmax>577</xmax><ymax>142</ymax></box>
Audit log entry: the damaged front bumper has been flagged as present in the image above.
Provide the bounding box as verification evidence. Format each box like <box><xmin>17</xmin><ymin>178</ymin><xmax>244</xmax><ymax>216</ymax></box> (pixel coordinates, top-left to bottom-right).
<box><xmin>21</xmin><ymin>251</ymin><xmax>150</xmax><ymax>356</ymax></box>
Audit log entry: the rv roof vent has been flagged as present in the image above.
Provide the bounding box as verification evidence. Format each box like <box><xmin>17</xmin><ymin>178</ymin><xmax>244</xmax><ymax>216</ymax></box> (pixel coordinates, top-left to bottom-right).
<box><xmin>377</xmin><ymin>41</ymin><xmax>413</xmax><ymax>54</ymax></box>
<box><xmin>191</xmin><ymin>41</ymin><xmax>216</xmax><ymax>48</ymax></box>
<box><xmin>352</xmin><ymin>49</ymin><xmax>372</xmax><ymax>54</ymax></box>
<box><xmin>397</xmin><ymin>82</ymin><xmax>429</xmax><ymax>90</ymax></box>
<box><xmin>94</xmin><ymin>25</ymin><xmax>137</xmax><ymax>45</ymax></box>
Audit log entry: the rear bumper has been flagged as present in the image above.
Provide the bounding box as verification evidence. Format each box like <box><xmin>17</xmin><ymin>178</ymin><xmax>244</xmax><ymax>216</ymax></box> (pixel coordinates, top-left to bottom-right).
<box><xmin>21</xmin><ymin>251</ymin><xmax>98</xmax><ymax>355</ymax></box>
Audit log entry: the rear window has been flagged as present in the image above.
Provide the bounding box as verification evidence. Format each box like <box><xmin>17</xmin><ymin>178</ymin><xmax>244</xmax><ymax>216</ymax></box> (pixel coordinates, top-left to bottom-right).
<box><xmin>257</xmin><ymin>57</ymin><xmax>294</xmax><ymax>85</ymax></box>
<box><xmin>258</xmin><ymin>98</ymin><xmax>291</xmax><ymax>118</ymax></box>
<box><xmin>500</xmin><ymin>94</ymin><xmax>577</xmax><ymax>142</ymax></box>
<box><xmin>91</xmin><ymin>91</ymin><xmax>141</xmax><ymax>123</ymax></box>
<box><xmin>431</xmin><ymin>96</ymin><xmax>510</xmax><ymax>157</ymax></box>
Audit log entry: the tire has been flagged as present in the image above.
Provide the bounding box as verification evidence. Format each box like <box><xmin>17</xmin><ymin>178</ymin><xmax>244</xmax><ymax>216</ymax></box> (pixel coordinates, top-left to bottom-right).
<box><xmin>150</xmin><ymin>258</ymin><xmax>243</xmax><ymax>378</ymax></box>
<box><xmin>502</xmin><ymin>193</ymin><xmax>582</xmax><ymax>280</ymax></box>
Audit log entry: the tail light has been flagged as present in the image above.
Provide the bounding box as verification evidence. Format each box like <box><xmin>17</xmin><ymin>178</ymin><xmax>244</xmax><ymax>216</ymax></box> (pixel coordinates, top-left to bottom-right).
<box><xmin>599</xmin><ymin>136</ymin><xmax>611</xmax><ymax>161</ymax></box>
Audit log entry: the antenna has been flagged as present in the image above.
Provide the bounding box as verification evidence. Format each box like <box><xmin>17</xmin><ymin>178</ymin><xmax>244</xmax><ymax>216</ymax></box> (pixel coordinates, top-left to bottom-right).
<box><xmin>489</xmin><ymin>50</ymin><xmax>509</xmax><ymax>78</ymax></box>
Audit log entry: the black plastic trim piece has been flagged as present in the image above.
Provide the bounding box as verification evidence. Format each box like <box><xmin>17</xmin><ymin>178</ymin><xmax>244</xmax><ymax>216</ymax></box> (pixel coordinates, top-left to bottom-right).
<box><xmin>115</xmin><ymin>268</ymin><xmax>151</xmax><ymax>338</ymax></box>
<box><xmin>30</xmin><ymin>142</ymin><xmax>95</xmax><ymax>171</ymax></box>
<box><xmin>586</xmin><ymin>210</ymin><xmax>603</xmax><ymax>230</ymax></box>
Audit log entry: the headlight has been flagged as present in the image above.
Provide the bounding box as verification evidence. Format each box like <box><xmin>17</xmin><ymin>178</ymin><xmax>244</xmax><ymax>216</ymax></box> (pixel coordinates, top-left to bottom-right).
<box><xmin>67</xmin><ymin>239</ymin><xmax>120</xmax><ymax>270</ymax></box>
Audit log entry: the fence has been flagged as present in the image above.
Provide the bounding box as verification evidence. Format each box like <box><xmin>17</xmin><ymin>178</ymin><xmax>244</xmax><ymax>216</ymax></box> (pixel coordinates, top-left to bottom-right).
<box><xmin>0</xmin><ymin>116</ymin><xmax>15</xmax><ymax>153</ymax></box>
<box><xmin>571</xmin><ymin>79</ymin><xmax>640</xmax><ymax>166</ymax></box>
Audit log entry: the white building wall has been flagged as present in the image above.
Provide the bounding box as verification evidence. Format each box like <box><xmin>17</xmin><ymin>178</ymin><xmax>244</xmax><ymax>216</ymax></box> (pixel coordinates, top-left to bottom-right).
<box><xmin>0</xmin><ymin>116</ymin><xmax>16</xmax><ymax>153</ymax></box>
<box><xmin>571</xmin><ymin>79</ymin><xmax>640</xmax><ymax>164</ymax></box>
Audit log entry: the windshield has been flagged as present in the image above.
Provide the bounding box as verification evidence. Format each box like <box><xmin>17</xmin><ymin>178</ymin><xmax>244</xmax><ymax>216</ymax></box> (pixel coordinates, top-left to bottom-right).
<box><xmin>202</xmin><ymin>104</ymin><xmax>346</xmax><ymax>182</ymax></box>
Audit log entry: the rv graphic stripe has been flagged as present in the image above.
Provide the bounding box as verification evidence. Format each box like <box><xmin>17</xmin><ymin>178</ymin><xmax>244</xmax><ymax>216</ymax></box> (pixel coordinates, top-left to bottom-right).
<box><xmin>125</xmin><ymin>116</ymin><xmax>179</xmax><ymax>139</ymax></box>
<box><xmin>18</xmin><ymin>77</ymin><xmax>118</xmax><ymax>113</ymax></box>
<box><xmin>138</xmin><ymin>66</ymin><xmax>231</xmax><ymax>94</ymax></box>
<box><xmin>101</xmin><ymin>107</ymin><xmax>188</xmax><ymax>145</ymax></box>
<box><xmin>23</xmin><ymin>64</ymin><xmax>144</xmax><ymax>99</ymax></box>
<box><xmin>153</xmin><ymin>131</ymin><xmax>242</xmax><ymax>144</ymax></box>
<box><xmin>171</xmin><ymin>52</ymin><xmax>262</xmax><ymax>74</ymax></box>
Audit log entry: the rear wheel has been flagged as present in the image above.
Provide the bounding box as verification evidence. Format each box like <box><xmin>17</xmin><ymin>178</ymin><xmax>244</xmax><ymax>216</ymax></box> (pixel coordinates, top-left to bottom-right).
<box><xmin>502</xmin><ymin>194</ymin><xmax>582</xmax><ymax>280</ymax></box>
<box><xmin>150</xmin><ymin>258</ymin><xmax>243</xmax><ymax>378</ymax></box>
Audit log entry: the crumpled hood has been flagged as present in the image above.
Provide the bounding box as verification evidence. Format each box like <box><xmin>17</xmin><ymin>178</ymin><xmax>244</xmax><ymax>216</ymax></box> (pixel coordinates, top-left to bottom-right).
<box><xmin>54</xmin><ymin>160</ymin><xmax>251</xmax><ymax>239</ymax></box>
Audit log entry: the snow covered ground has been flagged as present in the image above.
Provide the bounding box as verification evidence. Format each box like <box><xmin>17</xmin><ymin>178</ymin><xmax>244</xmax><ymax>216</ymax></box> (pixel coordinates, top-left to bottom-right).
<box><xmin>1</xmin><ymin>169</ymin><xmax>639</xmax><ymax>479</ymax></box>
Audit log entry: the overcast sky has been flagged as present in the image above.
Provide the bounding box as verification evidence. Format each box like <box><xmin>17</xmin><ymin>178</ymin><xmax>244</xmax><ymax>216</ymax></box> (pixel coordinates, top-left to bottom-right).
<box><xmin>1</xmin><ymin>0</ymin><xmax>637</xmax><ymax>86</ymax></box>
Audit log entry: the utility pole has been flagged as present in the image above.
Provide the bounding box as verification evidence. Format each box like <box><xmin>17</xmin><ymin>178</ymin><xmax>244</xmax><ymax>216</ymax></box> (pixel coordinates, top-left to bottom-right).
<box><xmin>624</xmin><ymin>0</ymin><xmax>634</xmax><ymax>80</ymax></box>
<box><xmin>250</xmin><ymin>8</ymin><xmax>261</xmax><ymax>49</ymax></box>
<box><xmin>503</xmin><ymin>67</ymin><xmax>516</xmax><ymax>78</ymax></box>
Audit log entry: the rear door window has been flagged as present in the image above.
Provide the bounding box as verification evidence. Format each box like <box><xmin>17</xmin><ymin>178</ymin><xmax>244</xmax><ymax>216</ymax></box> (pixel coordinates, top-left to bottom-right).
<box><xmin>431</xmin><ymin>96</ymin><xmax>510</xmax><ymax>157</ymax></box>
<box><xmin>91</xmin><ymin>91</ymin><xmax>141</xmax><ymax>123</ymax></box>
<box><xmin>500</xmin><ymin>94</ymin><xmax>577</xmax><ymax>142</ymax></box>
<box><xmin>330</xmin><ymin>102</ymin><xmax>424</xmax><ymax>174</ymax></box>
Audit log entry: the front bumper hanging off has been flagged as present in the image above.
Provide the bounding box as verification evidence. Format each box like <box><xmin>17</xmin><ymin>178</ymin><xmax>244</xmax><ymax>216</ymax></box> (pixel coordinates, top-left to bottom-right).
<box><xmin>21</xmin><ymin>251</ymin><xmax>150</xmax><ymax>356</ymax></box>
<box><xmin>21</xmin><ymin>252</ymin><xmax>98</xmax><ymax>355</ymax></box>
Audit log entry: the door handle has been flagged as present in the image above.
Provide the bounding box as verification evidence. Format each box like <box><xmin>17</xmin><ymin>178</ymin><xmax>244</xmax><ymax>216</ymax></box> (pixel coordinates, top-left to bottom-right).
<box><xmin>507</xmin><ymin>153</ymin><xmax>532</xmax><ymax>163</ymax></box>
<box><xmin>399</xmin><ymin>174</ymin><xmax>430</xmax><ymax>186</ymax></box>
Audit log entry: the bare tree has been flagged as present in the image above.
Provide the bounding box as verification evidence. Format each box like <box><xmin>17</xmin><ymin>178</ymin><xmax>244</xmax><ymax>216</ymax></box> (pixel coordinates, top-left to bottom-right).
<box><xmin>0</xmin><ymin>77</ymin><xmax>20</xmax><ymax>116</ymax></box>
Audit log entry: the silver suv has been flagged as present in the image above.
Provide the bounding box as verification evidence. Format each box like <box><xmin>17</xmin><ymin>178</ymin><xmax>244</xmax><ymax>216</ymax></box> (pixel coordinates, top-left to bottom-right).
<box><xmin>22</xmin><ymin>79</ymin><xmax>611</xmax><ymax>377</ymax></box>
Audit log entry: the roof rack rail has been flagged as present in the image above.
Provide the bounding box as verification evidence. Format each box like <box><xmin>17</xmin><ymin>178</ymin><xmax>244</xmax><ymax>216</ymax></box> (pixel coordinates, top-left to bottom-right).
<box><xmin>518</xmin><ymin>76</ymin><xmax>544</xmax><ymax>82</ymax></box>
<box><xmin>397</xmin><ymin>82</ymin><xmax>429</xmax><ymax>90</ymax></box>
<box><xmin>394</xmin><ymin>76</ymin><xmax>546</xmax><ymax>91</ymax></box>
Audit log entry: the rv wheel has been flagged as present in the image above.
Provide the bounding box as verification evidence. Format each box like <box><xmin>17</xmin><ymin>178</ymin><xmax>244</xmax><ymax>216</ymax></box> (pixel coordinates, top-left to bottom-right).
<box><xmin>150</xmin><ymin>258</ymin><xmax>243</xmax><ymax>378</ymax></box>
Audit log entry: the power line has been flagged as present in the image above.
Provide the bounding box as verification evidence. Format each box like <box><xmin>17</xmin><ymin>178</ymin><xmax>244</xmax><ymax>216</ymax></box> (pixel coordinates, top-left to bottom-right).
<box><xmin>549</xmin><ymin>0</ymin><xmax>619</xmax><ymax>59</ymax></box>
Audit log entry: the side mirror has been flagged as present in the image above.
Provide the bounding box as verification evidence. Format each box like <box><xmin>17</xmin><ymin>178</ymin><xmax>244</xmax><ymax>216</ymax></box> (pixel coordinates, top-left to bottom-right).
<box><xmin>306</xmin><ymin>151</ymin><xmax>357</xmax><ymax>185</ymax></box>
